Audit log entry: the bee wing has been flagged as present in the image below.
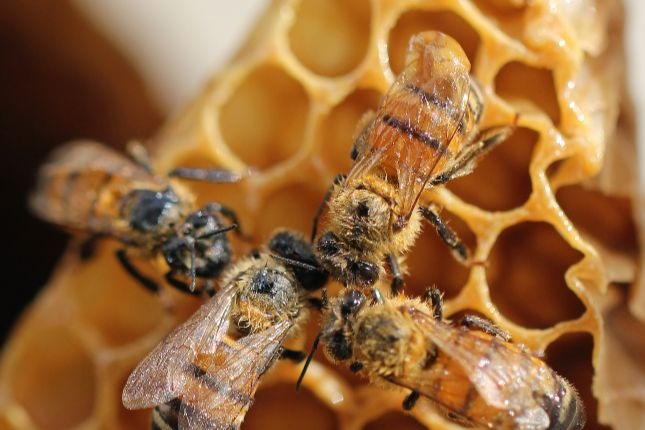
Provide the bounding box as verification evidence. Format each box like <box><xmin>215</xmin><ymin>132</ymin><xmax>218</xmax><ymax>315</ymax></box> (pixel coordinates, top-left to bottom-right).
<box><xmin>347</xmin><ymin>33</ymin><xmax>471</xmax><ymax>220</ymax></box>
<box><xmin>177</xmin><ymin>319</ymin><xmax>294</xmax><ymax>430</ymax></box>
<box><xmin>408</xmin><ymin>309</ymin><xmax>550</xmax><ymax>429</ymax></box>
<box><xmin>29</xmin><ymin>140</ymin><xmax>164</xmax><ymax>233</ymax></box>
<box><xmin>122</xmin><ymin>282</ymin><xmax>238</xmax><ymax>409</ymax></box>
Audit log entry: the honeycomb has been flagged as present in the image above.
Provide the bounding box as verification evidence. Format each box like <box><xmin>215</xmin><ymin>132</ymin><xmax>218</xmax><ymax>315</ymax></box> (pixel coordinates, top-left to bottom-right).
<box><xmin>0</xmin><ymin>0</ymin><xmax>641</xmax><ymax>429</ymax></box>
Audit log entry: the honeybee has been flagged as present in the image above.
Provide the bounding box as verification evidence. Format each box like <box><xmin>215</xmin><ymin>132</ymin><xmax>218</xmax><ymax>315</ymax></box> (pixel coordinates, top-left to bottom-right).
<box><xmin>30</xmin><ymin>140</ymin><xmax>244</xmax><ymax>295</ymax></box>
<box><xmin>312</xmin><ymin>31</ymin><xmax>517</xmax><ymax>290</ymax></box>
<box><xmin>316</xmin><ymin>288</ymin><xmax>585</xmax><ymax>430</ymax></box>
<box><xmin>122</xmin><ymin>230</ymin><xmax>327</xmax><ymax>430</ymax></box>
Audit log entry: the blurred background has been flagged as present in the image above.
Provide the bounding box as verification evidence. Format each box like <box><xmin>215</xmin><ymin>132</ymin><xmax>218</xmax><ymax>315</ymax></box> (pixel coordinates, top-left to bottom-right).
<box><xmin>0</xmin><ymin>0</ymin><xmax>642</xmax><ymax>343</ymax></box>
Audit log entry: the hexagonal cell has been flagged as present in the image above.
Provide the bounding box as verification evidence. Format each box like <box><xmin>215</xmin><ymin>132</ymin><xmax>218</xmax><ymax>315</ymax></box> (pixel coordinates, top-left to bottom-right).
<box><xmin>405</xmin><ymin>210</ymin><xmax>475</xmax><ymax>299</ymax></box>
<box><xmin>448</xmin><ymin>126</ymin><xmax>537</xmax><ymax>212</ymax></box>
<box><xmin>244</xmin><ymin>383</ymin><xmax>338</xmax><ymax>429</ymax></box>
<box><xmin>556</xmin><ymin>185</ymin><xmax>638</xmax><ymax>254</ymax></box>
<box><xmin>71</xmin><ymin>246</ymin><xmax>166</xmax><ymax>347</ymax></box>
<box><xmin>364</xmin><ymin>411</ymin><xmax>426</xmax><ymax>430</ymax></box>
<box><xmin>317</xmin><ymin>88</ymin><xmax>382</xmax><ymax>174</ymax></box>
<box><xmin>220</xmin><ymin>65</ymin><xmax>310</xmax><ymax>170</ymax></box>
<box><xmin>544</xmin><ymin>333</ymin><xmax>608</xmax><ymax>430</ymax></box>
<box><xmin>388</xmin><ymin>10</ymin><xmax>481</xmax><ymax>75</ymax></box>
<box><xmin>494</xmin><ymin>61</ymin><xmax>560</xmax><ymax>124</ymax></box>
<box><xmin>487</xmin><ymin>222</ymin><xmax>585</xmax><ymax>329</ymax></box>
<box><xmin>470</xmin><ymin>0</ymin><xmax>527</xmax><ymax>39</ymax></box>
<box><xmin>10</xmin><ymin>326</ymin><xmax>95</xmax><ymax>429</ymax></box>
<box><xmin>289</xmin><ymin>0</ymin><xmax>371</xmax><ymax>77</ymax></box>
<box><xmin>256</xmin><ymin>183</ymin><xmax>323</xmax><ymax>242</ymax></box>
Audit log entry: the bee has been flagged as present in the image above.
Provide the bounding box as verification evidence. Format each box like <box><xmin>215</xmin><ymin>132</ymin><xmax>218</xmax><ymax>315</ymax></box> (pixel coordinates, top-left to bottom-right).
<box><xmin>122</xmin><ymin>230</ymin><xmax>327</xmax><ymax>430</ymax></box>
<box><xmin>30</xmin><ymin>140</ymin><xmax>245</xmax><ymax>295</ymax></box>
<box><xmin>312</xmin><ymin>31</ymin><xmax>517</xmax><ymax>290</ymax></box>
<box><xmin>315</xmin><ymin>288</ymin><xmax>585</xmax><ymax>430</ymax></box>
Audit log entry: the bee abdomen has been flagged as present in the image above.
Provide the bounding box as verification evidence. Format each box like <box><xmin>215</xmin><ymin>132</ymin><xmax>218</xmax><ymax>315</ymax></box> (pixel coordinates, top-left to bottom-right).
<box><xmin>151</xmin><ymin>399</ymin><xmax>180</xmax><ymax>430</ymax></box>
<box><xmin>544</xmin><ymin>377</ymin><xmax>586</xmax><ymax>430</ymax></box>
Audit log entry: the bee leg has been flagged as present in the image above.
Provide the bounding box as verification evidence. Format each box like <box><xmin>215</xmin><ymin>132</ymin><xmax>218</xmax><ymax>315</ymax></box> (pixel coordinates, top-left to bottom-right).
<box><xmin>349</xmin><ymin>362</ymin><xmax>364</xmax><ymax>373</ymax></box>
<box><xmin>402</xmin><ymin>391</ymin><xmax>421</xmax><ymax>411</ymax></box>
<box><xmin>279</xmin><ymin>347</ymin><xmax>307</xmax><ymax>363</ymax></box>
<box><xmin>204</xmin><ymin>202</ymin><xmax>249</xmax><ymax>240</ymax></box>
<box><xmin>386</xmin><ymin>253</ymin><xmax>405</xmax><ymax>294</ymax></box>
<box><xmin>163</xmin><ymin>271</ymin><xmax>203</xmax><ymax>296</ymax></box>
<box><xmin>430</xmin><ymin>119</ymin><xmax>518</xmax><ymax>186</ymax></box>
<box><xmin>115</xmin><ymin>249</ymin><xmax>160</xmax><ymax>294</ymax></box>
<box><xmin>350</xmin><ymin>111</ymin><xmax>375</xmax><ymax>160</ymax></box>
<box><xmin>167</xmin><ymin>166</ymin><xmax>242</xmax><ymax>183</ymax></box>
<box><xmin>459</xmin><ymin>314</ymin><xmax>511</xmax><ymax>341</ymax></box>
<box><xmin>422</xmin><ymin>287</ymin><xmax>443</xmax><ymax>319</ymax></box>
<box><xmin>308</xmin><ymin>297</ymin><xmax>324</xmax><ymax>310</ymax></box>
<box><xmin>78</xmin><ymin>234</ymin><xmax>104</xmax><ymax>261</ymax></box>
<box><xmin>419</xmin><ymin>205</ymin><xmax>470</xmax><ymax>264</ymax></box>
<box><xmin>311</xmin><ymin>174</ymin><xmax>345</xmax><ymax>241</ymax></box>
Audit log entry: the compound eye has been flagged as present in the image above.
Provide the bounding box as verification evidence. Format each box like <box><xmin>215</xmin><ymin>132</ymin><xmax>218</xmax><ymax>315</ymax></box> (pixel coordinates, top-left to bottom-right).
<box><xmin>340</xmin><ymin>289</ymin><xmax>365</xmax><ymax>318</ymax></box>
<box><xmin>317</xmin><ymin>232</ymin><xmax>340</xmax><ymax>256</ymax></box>
<box><xmin>349</xmin><ymin>260</ymin><xmax>379</xmax><ymax>287</ymax></box>
<box><xmin>355</xmin><ymin>201</ymin><xmax>369</xmax><ymax>218</ymax></box>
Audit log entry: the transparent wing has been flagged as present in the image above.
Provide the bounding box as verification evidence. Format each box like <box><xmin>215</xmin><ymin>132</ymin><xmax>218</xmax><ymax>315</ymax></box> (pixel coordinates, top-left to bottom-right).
<box><xmin>177</xmin><ymin>319</ymin><xmax>294</xmax><ymax>430</ymax></box>
<box><xmin>406</xmin><ymin>308</ymin><xmax>550</xmax><ymax>429</ymax></box>
<box><xmin>347</xmin><ymin>33</ymin><xmax>471</xmax><ymax>220</ymax></box>
<box><xmin>122</xmin><ymin>282</ymin><xmax>237</xmax><ymax>409</ymax></box>
<box><xmin>29</xmin><ymin>140</ymin><xmax>164</xmax><ymax>232</ymax></box>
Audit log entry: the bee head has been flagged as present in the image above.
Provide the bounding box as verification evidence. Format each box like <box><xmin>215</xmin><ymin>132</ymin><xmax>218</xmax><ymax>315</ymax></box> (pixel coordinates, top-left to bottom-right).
<box><xmin>234</xmin><ymin>259</ymin><xmax>301</xmax><ymax>333</ymax></box>
<box><xmin>315</xmin><ymin>232</ymin><xmax>380</xmax><ymax>288</ymax></box>
<box><xmin>162</xmin><ymin>207</ymin><xmax>233</xmax><ymax>279</ymax></box>
<box><xmin>122</xmin><ymin>188</ymin><xmax>182</xmax><ymax>234</ymax></box>
<box><xmin>268</xmin><ymin>230</ymin><xmax>328</xmax><ymax>291</ymax></box>
<box><xmin>321</xmin><ymin>289</ymin><xmax>365</xmax><ymax>362</ymax></box>
<box><xmin>330</xmin><ymin>188</ymin><xmax>391</xmax><ymax>246</ymax></box>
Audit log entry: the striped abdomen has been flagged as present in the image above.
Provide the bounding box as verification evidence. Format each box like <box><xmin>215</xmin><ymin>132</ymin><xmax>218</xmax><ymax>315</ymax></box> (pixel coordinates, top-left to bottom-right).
<box><xmin>30</xmin><ymin>141</ymin><xmax>188</xmax><ymax>245</ymax></box>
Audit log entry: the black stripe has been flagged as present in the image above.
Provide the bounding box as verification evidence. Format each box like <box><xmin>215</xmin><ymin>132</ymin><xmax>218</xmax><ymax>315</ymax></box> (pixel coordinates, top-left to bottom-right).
<box><xmin>186</xmin><ymin>362</ymin><xmax>253</xmax><ymax>406</ymax></box>
<box><xmin>548</xmin><ymin>377</ymin><xmax>583</xmax><ymax>430</ymax></box>
<box><xmin>179</xmin><ymin>401</ymin><xmax>238</xmax><ymax>430</ymax></box>
<box><xmin>381</xmin><ymin>114</ymin><xmax>441</xmax><ymax>150</ymax></box>
<box><xmin>404</xmin><ymin>84</ymin><xmax>449</xmax><ymax>109</ymax></box>
<box><xmin>404</xmin><ymin>83</ymin><xmax>468</xmax><ymax>133</ymax></box>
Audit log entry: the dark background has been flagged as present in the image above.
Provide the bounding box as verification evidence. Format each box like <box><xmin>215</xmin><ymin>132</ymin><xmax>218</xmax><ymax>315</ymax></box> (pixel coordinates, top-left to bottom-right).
<box><xmin>0</xmin><ymin>2</ymin><xmax>162</xmax><ymax>342</ymax></box>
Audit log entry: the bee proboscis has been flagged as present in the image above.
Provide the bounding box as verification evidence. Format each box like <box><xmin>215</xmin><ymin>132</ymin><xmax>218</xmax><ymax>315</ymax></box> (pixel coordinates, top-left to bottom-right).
<box><xmin>30</xmin><ymin>140</ymin><xmax>244</xmax><ymax>295</ymax></box>
<box><xmin>122</xmin><ymin>230</ymin><xmax>327</xmax><ymax>429</ymax></box>
<box><xmin>313</xmin><ymin>31</ymin><xmax>517</xmax><ymax>290</ymax></box>
<box><xmin>316</xmin><ymin>288</ymin><xmax>585</xmax><ymax>430</ymax></box>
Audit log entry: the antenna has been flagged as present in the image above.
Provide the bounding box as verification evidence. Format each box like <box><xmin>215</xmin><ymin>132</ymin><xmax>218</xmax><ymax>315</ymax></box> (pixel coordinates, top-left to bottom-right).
<box><xmin>197</xmin><ymin>224</ymin><xmax>237</xmax><ymax>240</ymax></box>
<box><xmin>295</xmin><ymin>332</ymin><xmax>322</xmax><ymax>391</ymax></box>
<box><xmin>269</xmin><ymin>254</ymin><xmax>324</xmax><ymax>273</ymax></box>
<box><xmin>189</xmin><ymin>241</ymin><xmax>197</xmax><ymax>293</ymax></box>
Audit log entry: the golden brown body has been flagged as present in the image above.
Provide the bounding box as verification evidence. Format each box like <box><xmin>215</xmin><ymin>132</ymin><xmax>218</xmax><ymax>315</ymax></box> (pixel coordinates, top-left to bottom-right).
<box><xmin>314</xmin><ymin>32</ymin><xmax>516</xmax><ymax>289</ymax></box>
<box><xmin>321</xmin><ymin>290</ymin><xmax>585</xmax><ymax>430</ymax></box>
<box><xmin>30</xmin><ymin>140</ymin><xmax>193</xmax><ymax>249</ymax></box>
<box><xmin>30</xmin><ymin>141</ymin><xmax>241</xmax><ymax>294</ymax></box>
<box><xmin>123</xmin><ymin>231</ymin><xmax>326</xmax><ymax>429</ymax></box>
